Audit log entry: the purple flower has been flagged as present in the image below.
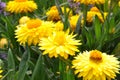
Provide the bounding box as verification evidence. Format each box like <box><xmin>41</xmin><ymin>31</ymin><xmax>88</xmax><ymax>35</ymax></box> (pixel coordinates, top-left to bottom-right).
<box><xmin>67</xmin><ymin>0</ymin><xmax>81</xmax><ymax>14</ymax></box>
<box><xmin>0</xmin><ymin>1</ymin><xmax>6</xmax><ymax>14</ymax></box>
<box><xmin>0</xmin><ymin>53</ymin><xmax>7</xmax><ymax>60</ymax></box>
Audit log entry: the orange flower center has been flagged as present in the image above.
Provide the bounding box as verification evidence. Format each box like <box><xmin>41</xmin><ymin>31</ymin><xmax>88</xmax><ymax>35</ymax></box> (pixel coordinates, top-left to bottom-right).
<box><xmin>90</xmin><ymin>50</ymin><xmax>102</xmax><ymax>61</ymax></box>
<box><xmin>27</xmin><ymin>19</ymin><xmax>42</xmax><ymax>29</ymax></box>
<box><xmin>15</xmin><ymin>0</ymin><xmax>27</xmax><ymax>2</ymax></box>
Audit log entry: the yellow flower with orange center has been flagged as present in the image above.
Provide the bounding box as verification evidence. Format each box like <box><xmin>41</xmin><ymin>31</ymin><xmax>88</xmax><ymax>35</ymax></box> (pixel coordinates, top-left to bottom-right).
<box><xmin>74</xmin><ymin>0</ymin><xmax>105</xmax><ymax>5</ymax></box>
<box><xmin>6</xmin><ymin>0</ymin><xmax>37</xmax><ymax>13</ymax></box>
<box><xmin>15</xmin><ymin>18</ymin><xmax>55</xmax><ymax>45</ymax></box>
<box><xmin>39</xmin><ymin>30</ymin><xmax>81</xmax><ymax>59</ymax></box>
<box><xmin>72</xmin><ymin>50</ymin><xmax>120</xmax><ymax>80</ymax></box>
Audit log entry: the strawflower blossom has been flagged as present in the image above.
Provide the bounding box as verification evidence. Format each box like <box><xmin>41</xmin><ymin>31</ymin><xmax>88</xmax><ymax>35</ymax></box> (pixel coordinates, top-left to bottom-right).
<box><xmin>72</xmin><ymin>50</ymin><xmax>120</xmax><ymax>80</ymax></box>
<box><xmin>6</xmin><ymin>0</ymin><xmax>37</xmax><ymax>13</ymax></box>
<box><xmin>15</xmin><ymin>18</ymin><xmax>55</xmax><ymax>45</ymax></box>
<box><xmin>39</xmin><ymin>30</ymin><xmax>81</xmax><ymax>59</ymax></box>
<box><xmin>46</xmin><ymin>6</ymin><xmax>72</xmax><ymax>21</ymax></box>
<box><xmin>74</xmin><ymin>0</ymin><xmax>105</xmax><ymax>5</ymax></box>
<box><xmin>87</xmin><ymin>7</ymin><xmax>107</xmax><ymax>23</ymax></box>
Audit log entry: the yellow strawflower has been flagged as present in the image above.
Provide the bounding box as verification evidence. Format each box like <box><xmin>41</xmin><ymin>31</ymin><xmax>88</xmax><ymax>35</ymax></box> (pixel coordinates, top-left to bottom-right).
<box><xmin>87</xmin><ymin>7</ymin><xmax>107</xmax><ymax>23</ymax></box>
<box><xmin>72</xmin><ymin>50</ymin><xmax>120</xmax><ymax>80</ymax></box>
<box><xmin>74</xmin><ymin>0</ymin><xmax>105</xmax><ymax>5</ymax></box>
<box><xmin>39</xmin><ymin>30</ymin><xmax>81</xmax><ymax>59</ymax></box>
<box><xmin>6</xmin><ymin>0</ymin><xmax>37</xmax><ymax>13</ymax></box>
<box><xmin>15</xmin><ymin>19</ymin><xmax>54</xmax><ymax>45</ymax></box>
<box><xmin>46</xmin><ymin>6</ymin><xmax>72</xmax><ymax>21</ymax></box>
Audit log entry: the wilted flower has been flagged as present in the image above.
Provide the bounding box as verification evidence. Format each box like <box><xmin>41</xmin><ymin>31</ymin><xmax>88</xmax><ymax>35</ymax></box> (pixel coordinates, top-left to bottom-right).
<box><xmin>39</xmin><ymin>30</ymin><xmax>81</xmax><ymax>59</ymax></box>
<box><xmin>72</xmin><ymin>50</ymin><xmax>120</xmax><ymax>80</ymax></box>
<box><xmin>6</xmin><ymin>0</ymin><xmax>37</xmax><ymax>13</ymax></box>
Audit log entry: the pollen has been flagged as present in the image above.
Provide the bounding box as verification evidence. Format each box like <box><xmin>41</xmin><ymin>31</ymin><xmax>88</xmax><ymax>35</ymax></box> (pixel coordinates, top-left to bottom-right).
<box><xmin>90</xmin><ymin>50</ymin><xmax>102</xmax><ymax>61</ymax></box>
<box><xmin>27</xmin><ymin>19</ymin><xmax>42</xmax><ymax>29</ymax></box>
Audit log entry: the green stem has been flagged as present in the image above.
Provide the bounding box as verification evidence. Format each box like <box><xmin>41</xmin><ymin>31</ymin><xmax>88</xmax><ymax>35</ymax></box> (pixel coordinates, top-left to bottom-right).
<box><xmin>83</xmin><ymin>5</ymin><xmax>88</xmax><ymax>27</ymax></box>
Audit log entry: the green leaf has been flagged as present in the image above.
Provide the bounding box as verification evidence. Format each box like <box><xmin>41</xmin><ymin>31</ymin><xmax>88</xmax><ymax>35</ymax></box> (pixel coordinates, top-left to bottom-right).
<box><xmin>93</xmin><ymin>16</ymin><xmax>102</xmax><ymax>41</ymax></box>
<box><xmin>74</xmin><ymin>14</ymin><xmax>83</xmax><ymax>35</ymax></box>
<box><xmin>7</xmin><ymin>48</ymin><xmax>15</xmax><ymax>80</ymax></box>
<box><xmin>17</xmin><ymin>44</ymin><xmax>30</xmax><ymax>80</ymax></box>
<box><xmin>66</xmin><ymin>69</ymin><xmax>75</xmax><ymax>80</ymax></box>
<box><xmin>31</xmin><ymin>50</ymin><xmax>49</xmax><ymax>80</ymax></box>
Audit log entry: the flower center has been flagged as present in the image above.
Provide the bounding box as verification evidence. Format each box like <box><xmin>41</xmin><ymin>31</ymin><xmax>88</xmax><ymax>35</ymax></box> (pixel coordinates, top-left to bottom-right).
<box><xmin>90</xmin><ymin>50</ymin><xmax>102</xmax><ymax>61</ymax></box>
<box><xmin>15</xmin><ymin>0</ymin><xmax>27</xmax><ymax>2</ymax></box>
<box><xmin>27</xmin><ymin>19</ymin><xmax>42</xmax><ymax>29</ymax></box>
<box><xmin>54</xmin><ymin>31</ymin><xmax>66</xmax><ymax>45</ymax></box>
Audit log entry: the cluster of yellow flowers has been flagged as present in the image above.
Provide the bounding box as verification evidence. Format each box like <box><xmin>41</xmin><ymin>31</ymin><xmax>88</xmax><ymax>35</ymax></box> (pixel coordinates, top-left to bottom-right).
<box><xmin>5</xmin><ymin>0</ymin><xmax>120</xmax><ymax>80</ymax></box>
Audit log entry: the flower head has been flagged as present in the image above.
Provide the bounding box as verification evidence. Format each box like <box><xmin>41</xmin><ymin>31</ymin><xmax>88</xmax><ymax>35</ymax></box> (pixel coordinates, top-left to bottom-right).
<box><xmin>87</xmin><ymin>7</ymin><xmax>107</xmax><ymax>23</ymax></box>
<box><xmin>74</xmin><ymin>0</ymin><xmax>105</xmax><ymax>5</ymax></box>
<box><xmin>39</xmin><ymin>30</ymin><xmax>81</xmax><ymax>59</ymax></box>
<box><xmin>6</xmin><ymin>0</ymin><xmax>37</xmax><ymax>13</ymax></box>
<box><xmin>46</xmin><ymin>6</ymin><xmax>72</xmax><ymax>21</ymax></box>
<box><xmin>72</xmin><ymin>50</ymin><xmax>120</xmax><ymax>80</ymax></box>
<box><xmin>15</xmin><ymin>18</ymin><xmax>54</xmax><ymax>45</ymax></box>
